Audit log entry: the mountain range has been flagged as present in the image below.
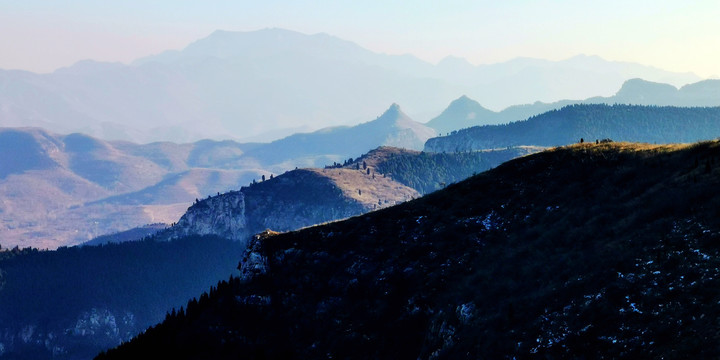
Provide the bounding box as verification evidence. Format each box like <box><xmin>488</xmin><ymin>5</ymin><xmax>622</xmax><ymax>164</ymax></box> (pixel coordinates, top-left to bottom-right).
<box><xmin>426</xmin><ymin>104</ymin><xmax>720</xmax><ymax>152</ymax></box>
<box><xmin>98</xmin><ymin>140</ymin><xmax>720</xmax><ymax>359</ymax></box>
<box><xmin>425</xmin><ymin>78</ymin><xmax>720</xmax><ymax>134</ymax></box>
<box><xmin>7</xmin><ymin>92</ymin><xmax>720</xmax><ymax>249</ymax></box>
<box><xmin>0</xmin><ymin>28</ymin><xmax>701</xmax><ymax>144</ymax></box>
<box><xmin>241</xmin><ymin>103</ymin><xmax>436</xmax><ymax>168</ymax></box>
<box><xmin>0</xmin><ymin>128</ymin><xmax>267</xmax><ymax>249</ymax></box>
<box><xmin>3</xmin><ymin>25</ymin><xmax>720</xmax><ymax>360</ymax></box>
<box><xmin>0</xmin><ymin>103</ymin><xmax>439</xmax><ymax>249</ymax></box>
<box><xmin>154</xmin><ymin>145</ymin><xmax>540</xmax><ymax>246</ymax></box>
<box><xmin>0</xmin><ymin>146</ymin><xmax>534</xmax><ymax>359</ymax></box>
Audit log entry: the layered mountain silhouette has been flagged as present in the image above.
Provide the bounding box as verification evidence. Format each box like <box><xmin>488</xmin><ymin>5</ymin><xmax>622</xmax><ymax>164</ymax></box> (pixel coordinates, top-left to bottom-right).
<box><xmin>0</xmin><ymin>29</ymin><xmax>700</xmax><ymax>143</ymax></box>
<box><xmin>243</xmin><ymin>103</ymin><xmax>436</xmax><ymax>168</ymax></box>
<box><xmin>98</xmin><ymin>140</ymin><xmax>720</xmax><ymax>359</ymax></box>
<box><xmin>424</xmin><ymin>78</ymin><xmax>720</xmax><ymax>134</ymax></box>
<box><xmin>0</xmin><ymin>146</ymin><xmax>531</xmax><ymax>359</ymax></box>
<box><xmin>0</xmin><ymin>128</ymin><xmax>268</xmax><ymax>249</ymax></box>
<box><xmin>0</xmin><ymin>103</ymin><xmax>438</xmax><ymax>249</ymax></box>
<box><xmin>425</xmin><ymin>104</ymin><xmax>720</xmax><ymax>152</ymax></box>
<box><xmin>155</xmin><ymin>145</ymin><xmax>538</xmax><ymax>245</ymax></box>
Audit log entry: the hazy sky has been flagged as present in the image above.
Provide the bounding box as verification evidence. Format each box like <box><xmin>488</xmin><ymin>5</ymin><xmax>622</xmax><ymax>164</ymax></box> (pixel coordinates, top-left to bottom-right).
<box><xmin>1</xmin><ymin>0</ymin><xmax>718</xmax><ymax>77</ymax></box>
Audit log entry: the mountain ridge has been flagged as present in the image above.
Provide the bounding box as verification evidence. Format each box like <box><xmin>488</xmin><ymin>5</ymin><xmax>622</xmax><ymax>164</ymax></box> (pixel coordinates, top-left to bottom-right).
<box><xmin>0</xmin><ymin>127</ymin><xmax>268</xmax><ymax>249</ymax></box>
<box><xmin>0</xmin><ymin>145</ymin><xmax>535</xmax><ymax>359</ymax></box>
<box><xmin>240</xmin><ymin>103</ymin><xmax>437</xmax><ymax>169</ymax></box>
<box><xmin>424</xmin><ymin>78</ymin><xmax>720</xmax><ymax>134</ymax></box>
<box><xmin>0</xmin><ymin>28</ymin><xmax>701</xmax><ymax>143</ymax></box>
<box><xmin>425</xmin><ymin>104</ymin><xmax>720</xmax><ymax>152</ymax></box>
<box><xmin>97</xmin><ymin>140</ymin><xmax>720</xmax><ymax>359</ymax></box>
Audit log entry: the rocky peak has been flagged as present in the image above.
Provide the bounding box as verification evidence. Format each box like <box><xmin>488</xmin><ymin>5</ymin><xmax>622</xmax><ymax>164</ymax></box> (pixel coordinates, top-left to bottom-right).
<box><xmin>158</xmin><ymin>166</ymin><xmax>418</xmax><ymax>247</ymax></box>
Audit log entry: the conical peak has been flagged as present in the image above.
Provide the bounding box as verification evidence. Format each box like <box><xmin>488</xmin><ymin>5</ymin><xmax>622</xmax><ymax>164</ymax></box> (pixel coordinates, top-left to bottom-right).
<box><xmin>446</xmin><ymin>95</ymin><xmax>487</xmax><ymax>112</ymax></box>
<box><xmin>379</xmin><ymin>103</ymin><xmax>403</xmax><ymax>118</ymax></box>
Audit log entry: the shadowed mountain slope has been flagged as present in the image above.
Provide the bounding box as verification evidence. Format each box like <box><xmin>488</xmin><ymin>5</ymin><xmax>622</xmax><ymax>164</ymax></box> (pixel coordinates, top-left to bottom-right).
<box><xmin>424</xmin><ymin>79</ymin><xmax>720</xmax><ymax>134</ymax></box>
<box><xmin>99</xmin><ymin>141</ymin><xmax>720</xmax><ymax>359</ymax></box>
<box><xmin>425</xmin><ymin>104</ymin><xmax>720</xmax><ymax>152</ymax></box>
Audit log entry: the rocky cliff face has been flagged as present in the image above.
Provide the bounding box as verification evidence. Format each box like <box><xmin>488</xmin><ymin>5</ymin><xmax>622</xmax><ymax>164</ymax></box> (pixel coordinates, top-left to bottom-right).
<box><xmin>166</xmin><ymin>191</ymin><xmax>249</xmax><ymax>241</ymax></box>
<box><xmin>159</xmin><ymin>167</ymin><xmax>419</xmax><ymax>246</ymax></box>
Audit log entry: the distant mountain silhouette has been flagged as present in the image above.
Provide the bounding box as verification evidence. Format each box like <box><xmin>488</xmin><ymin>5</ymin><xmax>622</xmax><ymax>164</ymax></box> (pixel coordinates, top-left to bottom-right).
<box><xmin>241</xmin><ymin>103</ymin><xmax>437</xmax><ymax>168</ymax></box>
<box><xmin>0</xmin><ymin>29</ymin><xmax>701</xmax><ymax>143</ymax></box>
<box><xmin>424</xmin><ymin>78</ymin><xmax>720</xmax><ymax>134</ymax></box>
<box><xmin>0</xmin><ymin>128</ymin><xmax>268</xmax><ymax>249</ymax></box>
<box><xmin>425</xmin><ymin>95</ymin><xmax>495</xmax><ymax>134</ymax></box>
<box><xmin>425</xmin><ymin>104</ymin><xmax>720</xmax><ymax>152</ymax></box>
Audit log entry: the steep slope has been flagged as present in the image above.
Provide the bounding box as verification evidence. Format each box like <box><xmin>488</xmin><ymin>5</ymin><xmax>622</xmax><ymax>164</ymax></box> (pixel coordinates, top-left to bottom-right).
<box><xmin>159</xmin><ymin>166</ymin><xmax>419</xmax><ymax>244</ymax></box>
<box><xmin>240</xmin><ymin>104</ymin><xmax>437</xmax><ymax>169</ymax></box>
<box><xmin>353</xmin><ymin>146</ymin><xmax>543</xmax><ymax>194</ymax></box>
<box><xmin>156</xmin><ymin>145</ymin><xmax>545</xmax><ymax>245</ymax></box>
<box><xmin>425</xmin><ymin>104</ymin><xmax>720</xmax><ymax>152</ymax></box>
<box><xmin>99</xmin><ymin>141</ymin><xmax>720</xmax><ymax>359</ymax></box>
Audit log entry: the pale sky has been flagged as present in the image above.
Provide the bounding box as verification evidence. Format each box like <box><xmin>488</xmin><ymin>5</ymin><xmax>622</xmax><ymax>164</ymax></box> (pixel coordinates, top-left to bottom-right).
<box><xmin>1</xmin><ymin>0</ymin><xmax>718</xmax><ymax>77</ymax></box>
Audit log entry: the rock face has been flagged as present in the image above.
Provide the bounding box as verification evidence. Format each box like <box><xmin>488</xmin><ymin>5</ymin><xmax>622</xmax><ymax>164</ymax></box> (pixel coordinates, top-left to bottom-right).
<box><xmin>159</xmin><ymin>167</ymin><xmax>419</xmax><ymax>246</ymax></box>
<box><xmin>167</xmin><ymin>191</ymin><xmax>248</xmax><ymax>241</ymax></box>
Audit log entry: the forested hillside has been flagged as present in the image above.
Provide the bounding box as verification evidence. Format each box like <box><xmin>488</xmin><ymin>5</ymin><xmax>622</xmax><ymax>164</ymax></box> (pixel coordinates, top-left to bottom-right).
<box><xmin>425</xmin><ymin>104</ymin><xmax>720</xmax><ymax>152</ymax></box>
<box><xmin>0</xmin><ymin>235</ymin><xmax>244</xmax><ymax>360</ymax></box>
<box><xmin>99</xmin><ymin>141</ymin><xmax>720</xmax><ymax>359</ymax></box>
<box><xmin>359</xmin><ymin>146</ymin><xmax>542</xmax><ymax>194</ymax></box>
<box><xmin>423</xmin><ymin>79</ymin><xmax>720</xmax><ymax>135</ymax></box>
